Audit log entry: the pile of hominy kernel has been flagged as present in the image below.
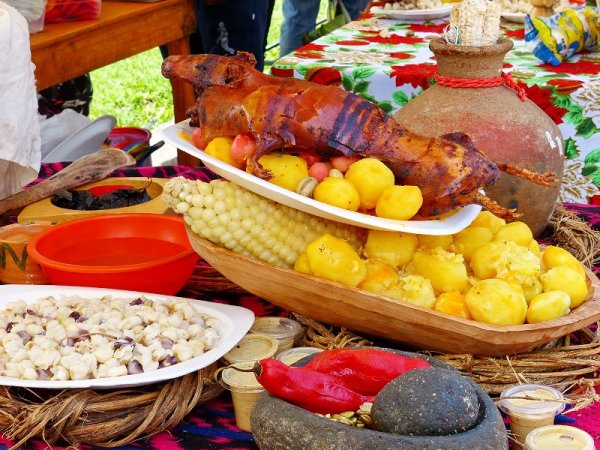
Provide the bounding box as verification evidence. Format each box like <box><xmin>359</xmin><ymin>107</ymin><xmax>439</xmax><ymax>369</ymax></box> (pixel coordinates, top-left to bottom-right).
<box><xmin>0</xmin><ymin>295</ymin><xmax>220</xmax><ymax>381</ymax></box>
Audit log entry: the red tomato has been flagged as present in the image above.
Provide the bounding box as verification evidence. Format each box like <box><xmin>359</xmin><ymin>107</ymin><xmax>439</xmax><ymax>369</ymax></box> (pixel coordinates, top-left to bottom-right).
<box><xmin>88</xmin><ymin>185</ymin><xmax>134</xmax><ymax>197</ymax></box>
<box><xmin>330</xmin><ymin>156</ymin><xmax>361</xmax><ymax>173</ymax></box>
<box><xmin>231</xmin><ymin>134</ymin><xmax>256</xmax><ymax>163</ymax></box>
<box><xmin>308</xmin><ymin>162</ymin><xmax>332</xmax><ymax>182</ymax></box>
<box><xmin>298</xmin><ymin>151</ymin><xmax>321</xmax><ymax>167</ymax></box>
<box><xmin>192</xmin><ymin>128</ymin><xmax>203</xmax><ymax>149</ymax></box>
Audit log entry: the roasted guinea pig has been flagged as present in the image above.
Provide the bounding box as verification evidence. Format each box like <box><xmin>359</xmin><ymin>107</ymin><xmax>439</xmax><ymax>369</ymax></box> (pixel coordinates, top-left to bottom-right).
<box><xmin>162</xmin><ymin>52</ymin><xmax>555</xmax><ymax>219</ymax></box>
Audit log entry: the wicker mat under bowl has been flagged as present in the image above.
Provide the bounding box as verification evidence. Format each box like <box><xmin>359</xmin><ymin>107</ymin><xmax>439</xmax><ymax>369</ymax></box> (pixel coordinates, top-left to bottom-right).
<box><xmin>0</xmin><ymin>363</ymin><xmax>222</xmax><ymax>448</ymax></box>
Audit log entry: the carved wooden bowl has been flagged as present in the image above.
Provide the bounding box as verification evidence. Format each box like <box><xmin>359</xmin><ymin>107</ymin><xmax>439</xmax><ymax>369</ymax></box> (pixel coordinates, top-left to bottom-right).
<box><xmin>187</xmin><ymin>228</ymin><xmax>600</xmax><ymax>356</ymax></box>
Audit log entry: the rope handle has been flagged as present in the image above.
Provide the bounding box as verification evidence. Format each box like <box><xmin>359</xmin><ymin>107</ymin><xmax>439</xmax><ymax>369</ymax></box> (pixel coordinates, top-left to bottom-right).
<box><xmin>434</xmin><ymin>71</ymin><xmax>528</xmax><ymax>101</ymax></box>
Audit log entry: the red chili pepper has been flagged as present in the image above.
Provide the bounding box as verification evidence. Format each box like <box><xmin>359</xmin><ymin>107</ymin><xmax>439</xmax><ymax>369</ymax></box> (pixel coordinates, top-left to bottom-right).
<box><xmin>305</xmin><ymin>348</ymin><xmax>431</xmax><ymax>396</ymax></box>
<box><xmin>248</xmin><ymin>358</ymin><xmax>374</xmax><ymax>414</ymax></box>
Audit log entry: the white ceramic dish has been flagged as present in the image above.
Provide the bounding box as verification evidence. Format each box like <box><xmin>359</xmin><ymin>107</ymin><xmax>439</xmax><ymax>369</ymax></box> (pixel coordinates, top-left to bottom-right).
<box><xmin>0</xmin><ymin>284</ymin><xmax>255</xmax><ymax>389</ymax></box>
<box><xmin>371</xmin><ymin>5</ymin><xmax>453</xmax><ymax>20</ymax></box>
<box><xmin>163</xmin><ymin>120</ymin><xmax>481</xmax><ymax>235</ymax></box>
<box><xmin>501</xmin><ymin>12</ymin><xmax>526</xmax><ymax>23</ymax></box>
<box><xmin>43</xmin><ymin>115</ymin><xmax>117</xmax><ymax>163</ymax></box>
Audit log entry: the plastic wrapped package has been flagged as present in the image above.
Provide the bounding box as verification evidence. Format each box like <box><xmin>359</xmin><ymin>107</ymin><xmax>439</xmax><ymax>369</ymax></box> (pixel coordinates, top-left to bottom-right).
<box><xmin>44</xmin><ymin>0</ymin><xmax>101</xmax><ymax>23</ymax></box>
<box><xmin>525</xmin><ymin>6</ymin><xmax>599</xmax><ymax>65</ymax></box>
<box><xmin>4</xmin><ymin>0</ymin><xmax>47</xmax><ymax>33</ymax></box>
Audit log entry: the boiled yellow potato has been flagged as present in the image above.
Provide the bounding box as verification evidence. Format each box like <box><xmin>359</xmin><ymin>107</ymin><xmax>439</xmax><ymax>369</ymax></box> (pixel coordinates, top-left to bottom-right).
<box><xmin>313</xmin><ymin>177</ymin><xmax>360</xmax><ymax>211</ymax></box>
<box><xmin>434</xmin><ymin>291</ymin><xmax>472</xmax><ymax>320</ymax></box>
<box><xmin>470</xmin><ymin>211</ymin><xmax>506</xmax><ymax>234</ymax></box>
<box><xmin>363</xmin><ymin>230</ymin><xmax>418</xmax><ymax>268</ymax></box>
<box><xmin>257</xmin><ymin>154</ymin><xmax>308</xmax><ymax>191</ymax></box>
<box><xmin>417</xmin><ymin>234</ymin><xmax>453</xmax><ymax>250</ymax></box>
<box><xmin>358</xmin><ymin>259</ymin><xmax>399</xmax><ymax>293</ymax></box>
<box><xmin>344</xmin><ymin>158</ymin><xmax>395</xmax><ymax>209</ymax></box>
<box><xmin>450</xmin><ymin>226</ymin><xmax>494</xmax><ymax>262</ymax></box>
<box><xmin>205</xmin><ymin>137</ymin><xmax>244</xmax><ymax>169</ymax></box>
<box><xmin>465</xmin><ymin>279</ymin><xmax>528</xmax><ymax>325</ymax></box>
<box><xmin>526</xmin><ymin>291</ymin><xmax>571</xmax><ymax>324</ymax></box>
<box><xmin>541</xmin><ymin>246</ymin><xmax>586</xmax><ymax>276</ymax></box>
<box><xmin>540</xmin><ymin>266</ymin><xmax>588</xmax><ymax>308</ymax></box>
<box><xmin>411</xmin><ymin>248</ymin><xmax>469</xmax><ymax>293</ymax></box>
<box><xmin>293</xmin><ymin>253</ymin><xmax>311</xmax><ymax>274</ymax></box>
<box><xmin>375</xmin><ymin>185</ymin><xmax>423</xmax><ymax>220</ymax></box>
<box><xmin>305</xmin><ymin>234</ymin><xmax>366</xmax><ymax>287</ymax></box>
<box><xmin>528</xmin><ymin>239</ymin><xmax>541</xmax><ymax>256</ymax></box>
<box><xmin>470</xmin><ymin>240</ymin><xmax>540</xmax><ymax>281</ymax></box>
<box><xmin>493</xmin><ymin>221</ymin><xmax>533</xmax><ymax>247</ymax></box>
<box><xmin>384</xmin><ymin>274</ymin><xmax>436</xmax><ymax>309</ymax></box>
<box><xmin>501</xmin><ymin>273</ymin><xmax>543</xmax><ymax>304</ymax></box>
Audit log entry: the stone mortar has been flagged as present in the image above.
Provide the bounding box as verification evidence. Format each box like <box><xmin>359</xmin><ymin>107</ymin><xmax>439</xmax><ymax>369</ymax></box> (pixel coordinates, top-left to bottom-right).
<box><xmin>251</xmin><ymin>349</ymin><xmax>508</xmax><ymax>450</ymax></box>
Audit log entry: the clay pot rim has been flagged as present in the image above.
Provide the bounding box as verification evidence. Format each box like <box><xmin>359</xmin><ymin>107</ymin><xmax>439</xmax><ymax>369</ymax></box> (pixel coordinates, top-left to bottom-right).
<box><xmin>0</xmin><ymin>221</ymin><xmax>54</xmax><ymax>243</ymax></box>
<box><xmin>429</xmin><ymin>38</ymin><xmax>514</xmax><ymax>57</ymax></box>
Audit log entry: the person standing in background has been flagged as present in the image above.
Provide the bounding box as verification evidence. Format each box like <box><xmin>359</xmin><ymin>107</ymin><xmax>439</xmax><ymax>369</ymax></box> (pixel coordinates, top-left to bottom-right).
<box><xmin>279</xmin><ymin>0</ymin><xmax>369</xmax><ymax>57</ymax></box>
<box><xmin>164</xmin><ymin>0</ymin><xmax>270</xmax><ymax>71</ymax></box>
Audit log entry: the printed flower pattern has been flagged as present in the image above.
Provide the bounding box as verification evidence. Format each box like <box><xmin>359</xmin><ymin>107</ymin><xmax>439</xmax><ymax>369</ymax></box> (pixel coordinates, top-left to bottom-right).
<box><xmin>272</xmin><ymin>17</ymin><xmax>600</xmax><ymax>203</ymax></box>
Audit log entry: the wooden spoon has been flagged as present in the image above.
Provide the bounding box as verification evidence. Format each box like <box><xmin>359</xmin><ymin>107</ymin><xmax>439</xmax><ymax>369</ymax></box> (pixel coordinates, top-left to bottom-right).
<box><xmin>0</xmin><ymin>148</ymin><xmax>136</xmax><ymax>216</ymax></box>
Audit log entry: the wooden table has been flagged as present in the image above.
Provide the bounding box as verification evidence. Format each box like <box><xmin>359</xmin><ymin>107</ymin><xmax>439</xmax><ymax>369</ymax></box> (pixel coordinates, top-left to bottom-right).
<box><xmin>30</xmin><ymin>0</ymin><xmax>198</xmax><ymax>166</ymax></box>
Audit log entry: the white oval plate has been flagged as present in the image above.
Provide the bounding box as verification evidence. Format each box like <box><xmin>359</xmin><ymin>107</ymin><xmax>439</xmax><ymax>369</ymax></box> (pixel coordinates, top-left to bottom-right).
<box><xmin>501</xmin><ymin>12</ymin><xmax>526</xmax><ymax>23</ymax></box>
<box><xmin>0</xmin><ymin>284</ymin><xmax>254</xmax><ymax>389</ymax></box>
<box><xmin>371</xmin><ymin>5</ymin><xmax>453</xmax><ymax>21</ymax></box>
<box><xmin>163</xmin><ymin>121</ymin><xmax>481</xmax><ymax>235</ymax></box>
<box><xmin>43</xmin><ymin>115</ymin><xmax>117</xmax><ymax>163</ymax></box>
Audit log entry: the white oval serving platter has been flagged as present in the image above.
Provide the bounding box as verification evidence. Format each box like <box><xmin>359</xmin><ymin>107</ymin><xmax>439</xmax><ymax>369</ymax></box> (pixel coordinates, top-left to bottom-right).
<box><xmin>162</xmin><ymin>121</ymin><xmax>482</xmax><ymax>235</ymax></box>
<box><xmin>0</xmin><ymin>284</ymin><xmax>254</xmax><ymax>389</ymax></box>
<box><xmin>371</xmin><ymin>5</ymin><xmax>453</xmax><ymax>21</ymax></box>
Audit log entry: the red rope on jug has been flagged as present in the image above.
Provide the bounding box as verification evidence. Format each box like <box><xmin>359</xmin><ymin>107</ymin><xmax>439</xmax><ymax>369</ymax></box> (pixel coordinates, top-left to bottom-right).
<box><xmin>433</xmin><ymin>72</ymin><xmax>528</xmax><ymax>101</ymax></box>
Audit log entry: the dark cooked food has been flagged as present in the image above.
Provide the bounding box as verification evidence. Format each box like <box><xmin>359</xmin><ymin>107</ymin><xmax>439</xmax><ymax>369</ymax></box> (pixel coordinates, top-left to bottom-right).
<box><xmin>51</xmin><ymin>188</ymin><xmax>150</xmax><ymax>210</ymax></box>
<box><xmin>372</xmin><ymin>367</ymin><xmax>480</xmax><ymax>436</ymax></box>
<box><xmin>162</xmin><ymin>52</ymin><xmax>555</xmax><ymax>219</ymax></box>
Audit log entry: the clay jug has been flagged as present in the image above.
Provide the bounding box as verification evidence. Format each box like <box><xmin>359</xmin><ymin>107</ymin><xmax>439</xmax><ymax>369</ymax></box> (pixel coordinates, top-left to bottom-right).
<box><xmin>393</xmin><ymin>38</ymin><xmax>564</xmax><ymax>236</ymax></box>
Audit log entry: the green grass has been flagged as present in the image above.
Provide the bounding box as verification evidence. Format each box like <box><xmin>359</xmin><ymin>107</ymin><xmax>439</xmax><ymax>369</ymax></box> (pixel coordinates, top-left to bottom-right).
<box><xmin>89</xmin><ymin>0</ymin><xmax>326</xmax><ymax>128</ymax></box>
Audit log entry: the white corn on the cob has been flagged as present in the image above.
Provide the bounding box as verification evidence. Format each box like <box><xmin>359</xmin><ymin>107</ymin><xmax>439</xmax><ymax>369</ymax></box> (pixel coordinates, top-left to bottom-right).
<box><xmin>162</xmin><ymin>177</ymin><xmax>366</xmax><ymax>269</ymax></box>
<box><xmin>449</xmin><ymin>0</ymin><xmax>501</xmax><ymax>46</ymax></box>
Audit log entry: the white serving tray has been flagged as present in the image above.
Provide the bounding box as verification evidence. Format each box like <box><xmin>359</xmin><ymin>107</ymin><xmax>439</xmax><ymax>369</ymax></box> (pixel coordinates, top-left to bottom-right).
<box><xmin>0</xmin><ymin>285</ymin><xmax>254</xmax><ymax>389</ymax></box>
<box><xmin>371</xmin><ymin>5</ymin><xmax>453</xmax><ymax>20</ymax></box>
<box><xmin>163</xmin><ymin>120</ymin><xmax>481</xmax><ymax>235</ymax></box>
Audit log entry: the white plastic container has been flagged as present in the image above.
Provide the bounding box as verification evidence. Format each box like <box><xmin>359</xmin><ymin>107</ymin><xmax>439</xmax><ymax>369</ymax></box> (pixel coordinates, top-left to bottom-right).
<box><xmin>276</xmin><ymin>346</ymin><xmax>323</xmax><ymax>366</ymax></box>
<box><xmin>525</xmin><ymin>425</ymin><xmax>595</xmax><ymax>450</ymax></box>
<box><xmin>499</xmin><ymin>384</ymin><xmax>565</xmax><ymax>450</ymax></box>
<box><xmin>249</xmin><ymin>316</ymin><xmax>303</xmax><ymax>353</ymax></box>
<box><xmin>222</xmin><ymin>333</ymin><xmax>278</xmax><ymax>365</ymax></box>
<box><xmin>221</xmin><ymin>361</ymin><xmax>264</xmax><ymax>432</ymax></box>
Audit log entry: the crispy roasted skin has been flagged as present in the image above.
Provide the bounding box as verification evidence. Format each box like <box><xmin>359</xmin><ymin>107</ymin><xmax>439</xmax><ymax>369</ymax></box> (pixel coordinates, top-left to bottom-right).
<box><xmin>162</xmin><ymin>53</ymin><xmax>554</xmax><ymax>219</ymax></box>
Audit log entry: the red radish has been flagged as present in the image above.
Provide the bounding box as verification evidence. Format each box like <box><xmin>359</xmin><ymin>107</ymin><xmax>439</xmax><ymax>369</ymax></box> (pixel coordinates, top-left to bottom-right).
<box><xmin>298</xmin><ymin>151</ymin><xmax>321</xmax><ymax>167</ymax></box>
<box><xmin>192</xmin><ymin>128</ymin><xmax>203</xmax><ymax>149</ymax></box>
<box><xmin>231</xmin><ymin>134</ymin><xmax>256</xmax><ymax>163</ymax></box>
<box><xmin>308</xmin><ymin>162</ymin><xmax>332</xmax><ymax>182</ymax></box>
<box><xmin>331</xmin><ymin>156</ymin><xmax>361</xmax><ymax>173</ymax></box>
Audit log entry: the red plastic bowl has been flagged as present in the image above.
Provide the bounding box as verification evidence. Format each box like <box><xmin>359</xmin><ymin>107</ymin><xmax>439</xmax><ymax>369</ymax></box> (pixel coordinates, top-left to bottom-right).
<box><xmin>27</xmin><ymin>214</ymin><xmax>198</xmax><ymax>295</ymax></box>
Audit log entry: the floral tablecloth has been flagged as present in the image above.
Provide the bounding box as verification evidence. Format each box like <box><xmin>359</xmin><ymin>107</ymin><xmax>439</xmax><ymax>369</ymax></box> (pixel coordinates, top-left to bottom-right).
<box><xmin>271</xmin><ymin>15</ymin><xmax>600</xmax><ymax>205</ymax></box>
